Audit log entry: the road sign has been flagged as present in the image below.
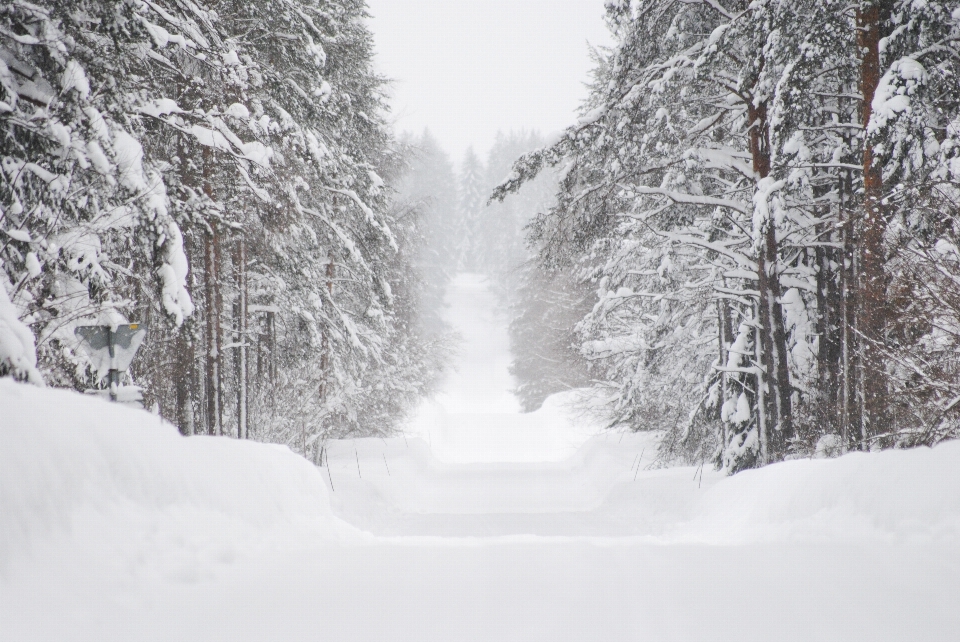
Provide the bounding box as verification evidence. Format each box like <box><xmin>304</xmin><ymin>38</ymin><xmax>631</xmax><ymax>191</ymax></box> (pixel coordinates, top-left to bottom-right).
<box><xmin>74</xmin><ymin>323</ymin><xmax>148</xmax><ymax>402</ymax></box>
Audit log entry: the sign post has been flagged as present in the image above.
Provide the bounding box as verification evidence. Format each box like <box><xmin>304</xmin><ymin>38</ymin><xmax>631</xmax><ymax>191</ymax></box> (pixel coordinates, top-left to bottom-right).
<box><xmin>74</xmin><ymin>323</ymin><xmax>148</xmax><ymax>402</ymax></box>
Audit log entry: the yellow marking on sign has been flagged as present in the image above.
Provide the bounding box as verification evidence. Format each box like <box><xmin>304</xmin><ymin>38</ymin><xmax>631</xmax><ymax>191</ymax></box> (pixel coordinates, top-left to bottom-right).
<box><xmin>129</xmin><ymin>324</ymin><xmax>139</xmax><ymax>330</ymax></box>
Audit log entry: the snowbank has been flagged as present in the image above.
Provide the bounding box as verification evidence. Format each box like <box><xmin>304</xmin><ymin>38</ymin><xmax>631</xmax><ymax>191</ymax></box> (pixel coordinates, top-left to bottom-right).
<box><xmin>677</xmin><ymin>441</ymin><xmax>960</xmax><ymax>544</ymax></box>
<box><xmin>325</xmin><ymin>429</ymin><xmax>960</xmax><ymax>543</ymax></box>
<box><xmin>0</xmin><ymin>379</ymin><xmax>337</xmax><ymax>567</ymax></box>
<box><xmin>2</xmin><ymin>378</ymin><xmax>959</xmax><ymax>642</ymax></box>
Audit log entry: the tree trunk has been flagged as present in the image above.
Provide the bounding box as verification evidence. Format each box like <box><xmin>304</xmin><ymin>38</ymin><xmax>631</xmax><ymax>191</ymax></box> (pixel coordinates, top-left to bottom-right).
<box><xmin>319</xmin><ymin>255</ymin><xmax>334</xmax><ymax>400</ymax></box>
<box><xmin>749</xmin><ymin>100</ymin><xmax>793</xmax><ymax>458</ymax></box>
<box><xmin>202</xmin><ymin>146</ymin><xmax>222</xmax><ymax>436</ymax></box>
<box><xmin>265</xmin><ymin>310</ymin><xmax>276</xmax><ymax>382</ymax></box>
<box><xmin>754</xmin><ymin>309</ymin><xmax>769</xmax><ymax>465</ymax></box>
<box><xmin>204</xmin><ymin>230</ymin><xmax>222</xmax><ymax>436</ymax></box>
<box><xmin>717</xmin><ymin>298</ymin><xmax>729</xmax><ymax>426</ymax></box>
<box><xmin>174</xmin><ymin>104</ymin><xmax>197</xmax><ymax>437</ymax></box>
<box><xmin>815</xmin><ymin>240</ymin><xmax>842</xmax><ymax>435</ymax></box>
<box><xmin>857</xmin><ymin>0</ymin><xmax>890</xmax><ymax>446</ymax></box>
<box><xmin>174</xmin><ymin>329</ymin><xmax>195</xmax><ymax>436</ymax></box>
<box><xmin>838</xmin><ymin>168</ymin><xmax>860</xmax><ymax>452</ymax></box>
<box><xmin>235</xmin><ymin>237</ymin><xmax>248</xmax><ymax>440</ymax></box>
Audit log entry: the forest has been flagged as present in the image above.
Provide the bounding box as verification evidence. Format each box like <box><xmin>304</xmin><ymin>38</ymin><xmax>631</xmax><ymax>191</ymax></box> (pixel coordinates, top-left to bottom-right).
<box><xmin>3</xmin><ymin>0</ymin><xmax>960</xmax><ymax>474</ymax></box>
<box><xmin>0</xmin><ymin>0</ymin><xmax>454</xmax><ymax>459</ymax></box>
<box><xmin>496</xmin><ymin>0</ymin><xmax>960</xmax><ymax>470</ymax></box>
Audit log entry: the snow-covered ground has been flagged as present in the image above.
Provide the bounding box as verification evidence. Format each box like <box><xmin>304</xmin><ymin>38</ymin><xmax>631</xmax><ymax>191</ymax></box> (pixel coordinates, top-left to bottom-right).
<box><xmin>2</xmin><ymin>274</ymin><xmax>959</xmax><ymax>641</ymax></box>
<box><xmin>407</xmin><ymin>273</ymin><xmax>601</xmax><ymax>463</ymax></box>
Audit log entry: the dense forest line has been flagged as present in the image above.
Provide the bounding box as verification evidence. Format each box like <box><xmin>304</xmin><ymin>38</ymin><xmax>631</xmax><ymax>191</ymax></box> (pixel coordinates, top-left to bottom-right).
<box><xmin>6</xmin><ymin>0</ymin><xmax>960</xmax><ymax>476</ymax></box>
<box><xmin>0</xmin><ymin>0</ymin><xmax>567</xmax><ymax>458</ymax></box>
<box><xmin>0</xmin><ymin>0</ymin><xmax>457</xmax><ymax>459</ymax></box>
<box><xmin>497</xmin><ymin>0</ymin><xmax>960</xmax><ymax>470</ymax></box>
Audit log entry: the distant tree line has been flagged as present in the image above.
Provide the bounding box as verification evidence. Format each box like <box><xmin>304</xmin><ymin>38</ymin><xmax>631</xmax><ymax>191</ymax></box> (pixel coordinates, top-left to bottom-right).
<box><xmin>495</xmin><ymin>0</ymin><xmax>960</xmax><ymax>470</ymax></box>
<box><xmin>0</xmin><ymin>0</ymin><xmax>449</xmax><ymax>456</ymax></box>
<box><xmin>451</xmin><ymin>131</ymin><xmax>594</xmax><ymax>412</ymax></box>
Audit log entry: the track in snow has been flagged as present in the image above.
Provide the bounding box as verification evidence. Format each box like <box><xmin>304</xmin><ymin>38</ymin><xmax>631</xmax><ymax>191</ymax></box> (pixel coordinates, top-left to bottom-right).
<box><xmin>319</xmin><ymin>275</ymin><xmax>717</xmax><ymax>539</ymax></box>
<box><xmin>5</xmin><ymin>274</ymin><xmax>957</xmax><ymax>642</ymax></box>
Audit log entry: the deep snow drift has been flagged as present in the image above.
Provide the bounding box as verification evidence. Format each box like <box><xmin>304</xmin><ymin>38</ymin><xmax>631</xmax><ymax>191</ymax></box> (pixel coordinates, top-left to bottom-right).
<box><xmin>2</xmin><ymin>273</ymin><xmax>959</xmax><ymax>641</ymax></box>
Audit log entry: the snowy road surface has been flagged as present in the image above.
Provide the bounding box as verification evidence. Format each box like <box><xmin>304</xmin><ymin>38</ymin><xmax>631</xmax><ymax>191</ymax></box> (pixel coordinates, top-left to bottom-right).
<box><xmin>406</xmin><ymin>273</ymin><xmax>601</xmax><ymax>463</ymax></box>
<box><xmin>2</xmin><ymin>274</ymin><xmax>959</xmax><ymax>641</ymax></box>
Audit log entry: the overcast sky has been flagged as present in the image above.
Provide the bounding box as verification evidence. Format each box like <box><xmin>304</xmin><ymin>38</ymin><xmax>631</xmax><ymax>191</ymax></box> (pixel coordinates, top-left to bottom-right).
<box><xmin>364</xmin><ymin>0</ymin><xmax>613</xmax><ymax>165</ymax></box>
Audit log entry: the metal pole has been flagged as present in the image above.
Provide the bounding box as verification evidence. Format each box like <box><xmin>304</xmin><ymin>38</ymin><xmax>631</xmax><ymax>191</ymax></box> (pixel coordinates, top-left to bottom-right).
<box><xmin>107</xmin><ymin>328</ymin><xmax>117</xmax><ymax>402</ymax></box>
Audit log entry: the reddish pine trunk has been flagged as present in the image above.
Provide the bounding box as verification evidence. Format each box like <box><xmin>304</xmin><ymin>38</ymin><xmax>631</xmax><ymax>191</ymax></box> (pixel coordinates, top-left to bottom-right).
<box><xmin>858</xmin><ymin>1</ymin><xmax>889</xmax><ymax>446</ymax></box>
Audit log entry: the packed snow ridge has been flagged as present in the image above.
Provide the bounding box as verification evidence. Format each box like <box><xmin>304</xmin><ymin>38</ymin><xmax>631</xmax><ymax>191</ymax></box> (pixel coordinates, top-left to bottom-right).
<box><xmin>3</xmin><ymin>274</ymin><xmax>959</xmax><ymax>641</ymax></box>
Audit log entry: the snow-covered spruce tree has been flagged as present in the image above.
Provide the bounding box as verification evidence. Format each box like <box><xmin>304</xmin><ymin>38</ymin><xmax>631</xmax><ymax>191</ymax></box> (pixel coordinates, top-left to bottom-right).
<box><xmin>160</xmin><ymin>0</ymin><xmax>433</xmax><ymax>449</ymax></box>
<box><xmin>456</xmin><ymin>146</ymin><xmax>486</xmax><ymax>272</ymax></box>
<box><xmin>2</xmin><ymin>0</ymin><xmax>444</xmax><ymax>451</ymax></box>
<box><xmin>480</xmin><ymin>130</ymin><xmax>555</xmax><ymax>281</ymax></box>
<box><xmin>508</xmin><ymin>258</ymin><xmax>593</xmax><ymax>412</ymax></box>
<box><xmin>477</xmin><ymin>131</ymin><xmax>591</xmax><ymax>412</ymax></box>
<box><xmin>495</xmin><ymin>0</ymin><xmax>752</xmax><ymax>466</ymax></box>
<box><xmin>860</xmin><ymin>0</ymin><xmax>960</xmax><ymax>446</ymax></box>
<box><xmin>351</xmin><ymin>142</ymin><xmax>457</xmax><ymax>435</ymax></box>
<box><xmin>495</xmin><ymin>0</ymin><xmax>960</xmax><ymax>471</ymax></box>
<box><xmin>394</xmin><ymin>130</ymin><xmax>459</xmax><ymax>336</ymax></box>
<box><xmin>1</xmin><ymin>1</ymin><xmax>194</xmax><ymax>389</ymax></box>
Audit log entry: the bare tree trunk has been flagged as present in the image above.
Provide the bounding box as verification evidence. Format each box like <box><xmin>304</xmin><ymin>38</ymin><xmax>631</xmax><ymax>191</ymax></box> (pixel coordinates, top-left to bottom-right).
<box><xmin>202</xmin><ymin>146</ymin><xmax>222</xmax><ymax>436</ymax></box>
<box><xmin>175</xmin><ymin>330</ymin><xmax>195</xmax><ymax>436</ymax></box>
<box><xmin>815</xmin><ymin>240</ymin><xmax>842</xmax><ymax>435</ymax></box>
<box><xmin>319</xmin><ymin>255</ymin><xmax>334</xmax><ymax>400</ymax></box>
<box><xmin>749</xmin><ymin>100</ymin><xmax>793</xmax><ymax>457</ymax></box>
<box><xmin>173</xmin><ymin>233</ymin><xmax>196</xmax><ymax>436</ymax></box>
<box><xmin>857</xmin><ymin>0</ymin><xmax>890</xmax><ymax>445</ymax></box>
<box><xmin>755</xmin><ymin>310</ymin><xmax>769</xmax><ymax>465</ymax></box>
<box><xmin>204</xmin><ymin>230</ymin><xmax>222</xmax><ymax>436</ymax></box>
<box><xmin>717</xmin><ymin>297</ymin><xmax>732</xmax><ymax>448</ymax></box>
<box><xmin>235</xmin><ymin>237</ymin><xmax>248</xmax><ymax>440</ymax></box>
<box><xmin>266</xmin><ymin>310</ymin><xmax>276</xmax><ymax>382</ymax></box>
<box><xmin>838</xmin><ymin>167</ymin><xmax>860</xmax><ymax>453</ymax></box>
<box><xmin>814</xmin><ymin>138</ymin><xmax>844</xmax><ymax>439</ymax></box>
<box><xmin>175</xmin><ymin>109</ymin><xmax>197</xmax><ymax>437</ymax></box>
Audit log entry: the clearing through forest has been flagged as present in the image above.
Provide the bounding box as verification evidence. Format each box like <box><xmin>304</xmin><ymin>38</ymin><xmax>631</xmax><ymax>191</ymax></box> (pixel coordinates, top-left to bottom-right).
<box><xmin>2</xmin><ymin>274</ymin><xmax>958</xmax><ymax>641</ymax></box>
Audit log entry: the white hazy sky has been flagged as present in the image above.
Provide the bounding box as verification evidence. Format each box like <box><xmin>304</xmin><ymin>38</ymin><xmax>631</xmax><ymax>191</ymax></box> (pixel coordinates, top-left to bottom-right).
<box><xmin>364</xmin><ymin>0</ymin><xmax>613</xmax><ymax>164</ymax></box>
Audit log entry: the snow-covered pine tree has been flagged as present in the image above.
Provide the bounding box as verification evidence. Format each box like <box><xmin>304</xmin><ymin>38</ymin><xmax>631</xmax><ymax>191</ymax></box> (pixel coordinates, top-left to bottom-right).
<box><xmin>508</xmin><ymin>258</ymin><xmax>593</xmax><ymax>412</ymax></box>
<box><xmin>480</xmin><ymin>131</ymin><xmax>554</xmax><ymax>280</ymax></box>
<box><xmin>859</xmin><ymin>0</ymin><xmax>960</xmax><ymax>446</ymax></box>
<box><xmin>1</xmin><ymin>0</ymin><xmax>195</xmax><ymax>389</ymax></box>
<box><xmin>493</xmin><ymin>0</ymin><xmax>960</xmax><ymax>471</ymax></box>
<box><xmin>456</xmin><ymin>146</ymin><xmax>485</xmax><ymax>272</ymax></box>
<box><xmin>2</xmin><ymin>0</ymin><xmax>447</xmax><ymax>452</ymax></box>
<box><xmin>393</xmin><ymin>130</ymin><xmax>459</xmax><ymax>335</ymax></box>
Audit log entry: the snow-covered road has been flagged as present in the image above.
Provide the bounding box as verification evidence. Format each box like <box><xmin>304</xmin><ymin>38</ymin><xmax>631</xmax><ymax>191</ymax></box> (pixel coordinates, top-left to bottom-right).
<box><xmin>3</xmin><ymin>274</ymin><xmax>959</xmax><ymax>641</ymax></box>
<box><xmin>405</xmin><ymin>273</ymin><xmax>601</xmax><ymax>463</ymax></box>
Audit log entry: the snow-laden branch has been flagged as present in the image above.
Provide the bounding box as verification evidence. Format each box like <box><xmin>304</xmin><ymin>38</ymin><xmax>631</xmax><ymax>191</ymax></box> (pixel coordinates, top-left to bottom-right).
<box><xmin>631</xmin><ymin>186</ymin><xmax>751</xmax><ymax>215</ymax></box>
